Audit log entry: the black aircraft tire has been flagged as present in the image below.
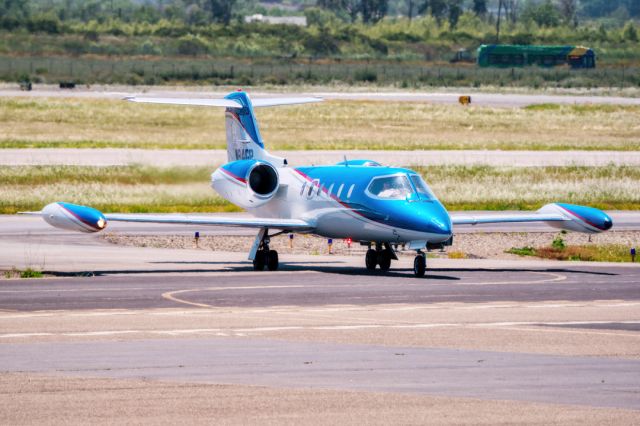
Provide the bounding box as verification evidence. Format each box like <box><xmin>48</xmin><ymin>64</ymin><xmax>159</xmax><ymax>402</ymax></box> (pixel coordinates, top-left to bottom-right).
<box><xmin>267</xmin><ymin>250</ymin><xmax>279</xmax><ymax>271</ymax></box>
<box><xmin>365</xmin><ymin>249</ymin><xmax>377</xmax><ymax>270</ymax></box>
<box><xmin>253</xmin><ymin>251</ymin><xmax>266</xmax><ymax>271</ymax></box>
<box><xmin>413</xmin><ymin>255</ymin><xmax>426</xmax><ymax>278</ymax></box>
<box><xmin>377</xmin><ymin>250</ymin><xmax>392</xmax><ymax>271</ymax></box>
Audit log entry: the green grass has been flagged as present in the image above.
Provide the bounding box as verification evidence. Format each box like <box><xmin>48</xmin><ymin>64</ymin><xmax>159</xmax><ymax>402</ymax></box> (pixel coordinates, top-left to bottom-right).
<box><xmin>0</xmin><ymin>164</ymin><xmax>210</xmax><ymax>185</ymax></box>
<box><xmin>505</xmin><ymin>246</ymin><xmax>536</xmax><ymax>256</ymax></box>
<box><xmin>1</xmin><ymin>164</ymin><xmax>639</xmax><ymax>214</ymax></box>
<box><xmin>3</xmin><ymin>267</ymin><xmax>44</xmax><ymax>279</ymax></box>
<box><xmin>20</xmin><ymin>268</ymin><xmax>43</xmax><ymax>278</ymax></box>
<box><xmin>507</xmin><ymin>244</ymin><xmax>636</xmax><ymax>262</ymax></box>
<box><xmin>1</xmin><ymin>98</ymin><xmax>639</xmax><ymax>151</ymax></box>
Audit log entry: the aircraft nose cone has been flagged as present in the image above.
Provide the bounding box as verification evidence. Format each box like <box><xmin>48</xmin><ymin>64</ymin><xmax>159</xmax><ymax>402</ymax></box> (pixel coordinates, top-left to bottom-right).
<box><xmin>602</xmin><ymin>214</ymin><xmax>613</xmax><ymax>231</ymax></box>
<box><xmin>430</xmin><ymin>212</ymin><xmax>452</xmax><ymax>235</ymax></box>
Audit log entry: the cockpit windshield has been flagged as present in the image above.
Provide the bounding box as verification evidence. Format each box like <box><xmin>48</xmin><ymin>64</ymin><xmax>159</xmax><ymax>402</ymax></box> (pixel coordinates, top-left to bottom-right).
<box><xmin>410</xmin><ymin>175</ymin><xmax>435</xmax><ymax>200</ymax></box>
<box><xmin>367</xmin><ymin>175</ymin><xmax>414</xmax><ymax>199</ymax></box>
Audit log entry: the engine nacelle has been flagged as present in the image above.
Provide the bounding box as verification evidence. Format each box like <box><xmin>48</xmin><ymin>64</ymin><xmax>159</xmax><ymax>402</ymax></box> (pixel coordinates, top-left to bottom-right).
<box><xmin>538</xmin><ymin>203</ymin><xmax>613</xmax><ymax>233</ymax></box>
<box><xmin>211</xmin><ymin>159</ymin><xmax>280</xmax><ymax>209</ymax></box>
<box><xmin>41</xmin><ymin>202</ymin><xmax>107</xmax><ymax>233</ymax></box>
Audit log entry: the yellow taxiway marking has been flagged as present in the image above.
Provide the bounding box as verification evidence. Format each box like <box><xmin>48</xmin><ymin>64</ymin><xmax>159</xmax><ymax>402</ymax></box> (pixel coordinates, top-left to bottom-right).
<box><xmin>160</xmin><ymin>272</ymin><xmax>567</xmax><ymax>309</ymax></box>
<box><xmin>161</xmin><ymin>285</ymin><xmax>307</xmax><ymax>309</ymax></box>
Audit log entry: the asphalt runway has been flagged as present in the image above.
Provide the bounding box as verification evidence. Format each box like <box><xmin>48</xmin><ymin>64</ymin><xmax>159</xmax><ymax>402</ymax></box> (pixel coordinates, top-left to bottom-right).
<box><xmin>1</xmin><ymin>267</ymin><xmax>639</xmax><ymax>311</ymax></box>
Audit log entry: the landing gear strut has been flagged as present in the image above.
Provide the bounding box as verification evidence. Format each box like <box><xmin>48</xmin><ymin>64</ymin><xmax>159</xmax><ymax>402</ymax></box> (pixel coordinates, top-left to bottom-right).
<box><xmin>252</xmin><ymin>228</ymin><xmax>279</xmax><ymax>271</ymax></box>
<box><xmin>413</xmin><ymin>251</ymin><xmax>426</xmax><ymax>278</ymax></box>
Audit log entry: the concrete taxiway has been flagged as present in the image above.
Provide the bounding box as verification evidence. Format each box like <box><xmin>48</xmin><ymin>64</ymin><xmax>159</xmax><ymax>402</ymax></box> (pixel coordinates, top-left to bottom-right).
<box><xmin>1</xmin><ymin>215</ymin><xmax>640</xmax><ymax>424</ymax></box>
<box><xmin>2</xmin><ymin>85</ymin><xmax>639</xmax><ymax>107</ymax></box>
<box><xmin>3</xmin><ymin>148</ymin><xmax>640</xmax><ymax>168</ymax></box>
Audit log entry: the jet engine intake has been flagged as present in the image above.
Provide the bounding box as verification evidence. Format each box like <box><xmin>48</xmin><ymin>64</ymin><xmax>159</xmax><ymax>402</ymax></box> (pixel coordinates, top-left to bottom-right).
<box><xmin>248</xmin><ymin>163</ymin><xmax>278</xmax><ymax>197</ymax></box>
<box><xmin>212</xmin><ymin>159</ymin><xmax>280</xmax><ymax>209</ymax></box>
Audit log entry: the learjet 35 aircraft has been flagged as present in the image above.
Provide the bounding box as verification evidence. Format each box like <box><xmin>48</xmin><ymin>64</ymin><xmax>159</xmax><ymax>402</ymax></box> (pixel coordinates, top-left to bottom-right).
<box><xmin>29</xmin><ymin>91</ymin><xmax>613</xmax><ymax>277</ymax></box>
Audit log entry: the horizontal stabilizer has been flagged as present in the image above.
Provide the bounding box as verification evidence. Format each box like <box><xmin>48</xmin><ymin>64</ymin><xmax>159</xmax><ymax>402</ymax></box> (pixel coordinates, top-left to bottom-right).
<box><xmin>124</xmin><ymin>97</ymin><xmax>243</xmax><ymax>108</ymax></box>
<box><xmin>124</xmin><ymin>96</ymin><xmax>322</xmax><ymax>108</ymax></box>
<box><xmin>251</xmin><ymin>97</ymin><xmax>323</xmax><ymax>107</ymax></box>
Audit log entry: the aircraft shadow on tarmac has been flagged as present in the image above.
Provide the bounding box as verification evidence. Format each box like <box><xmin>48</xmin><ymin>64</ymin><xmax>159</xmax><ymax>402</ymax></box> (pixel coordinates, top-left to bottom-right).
<box><xmin>42</xmin><ymin>262</ymin><xmax>617</xmax><ymax>280</ymax></box>
<box><xmin>433</xmin><ymin>267</ymin><xmax>618</xmax><ymax>276</ymax></box>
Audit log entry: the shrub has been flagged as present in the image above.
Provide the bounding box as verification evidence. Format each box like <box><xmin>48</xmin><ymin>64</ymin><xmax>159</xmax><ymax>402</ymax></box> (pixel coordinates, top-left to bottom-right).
<box><xmin>176</xmin><ymin>34</ymin><xmax>209</xmax><ymax>56</ymax></box>
<box><xmin>552</xmin><ymin>233</ymin><xmax>566</xmax><ymax>250</ymax></box>
<box><xmin>623</xmin><ymin>21</ymin><xmax>638</xmax><ymax>42</ymax></box>
<box><xmin>354</xmin><ymin>69</ymin><xmax>377</xmax><ymax>82</ymax></box>
<box><xmin>27</xmin><ymin>15</ymin><xmax>61</xmax><ymax>34</ymax></box>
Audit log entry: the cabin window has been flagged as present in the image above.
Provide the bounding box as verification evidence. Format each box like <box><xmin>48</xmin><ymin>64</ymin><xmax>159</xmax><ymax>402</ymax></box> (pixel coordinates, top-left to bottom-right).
<box><xmin>328</xmin><ymin>183</ymin><xmax>334</xmax><ymax>195</ymax></box>
<box><xmin>317</xmin><ymin>183</ymin><xmax>322</xmax><ymax>196</ymax></box>
<box><xmin>307</xmin><ymin>179</ymin><xmax>318</xmax><ymax>197</ymax></box>
<box><xmin>367</xmin><ymin>175</ymin><xmax>413</xmax><ymax>199</ymax></box>
<box><xmin>336</xmin><ymin>183</ymin><xmax>344</xmax><ymax>198</ymax></box>
<box><xmin>300</xmin><ymin>182</ymin><xmax>306</xmax><ymax>196</ymax></box>
<box><xmin>347</xmin><ymin>184</ymin><xmax>355</xmax><ymax>198</ymax></box>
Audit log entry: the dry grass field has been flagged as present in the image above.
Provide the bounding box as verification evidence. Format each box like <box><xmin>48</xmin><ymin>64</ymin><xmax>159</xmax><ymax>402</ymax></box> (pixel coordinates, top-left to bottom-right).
<box><xmin>1</xmin><ymin>97</ymin><xmax>638</xmax><ymax>151</ymax></box>
<box><xmin>2</xmin><ymin>165</ymin><xmax>638</xmax><ymax>213</ymax></box>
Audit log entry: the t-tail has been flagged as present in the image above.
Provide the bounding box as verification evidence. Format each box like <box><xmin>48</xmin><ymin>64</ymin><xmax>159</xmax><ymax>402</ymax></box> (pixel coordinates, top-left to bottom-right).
<box><xmin>125</xmin><ymin>91</ymin><xmax>322</xmax><ymax>166</ymax></box>
<box><xmin>223</xmin><ymin>91</ymin><xmax>282</xmax><ymax>165</ymax></box>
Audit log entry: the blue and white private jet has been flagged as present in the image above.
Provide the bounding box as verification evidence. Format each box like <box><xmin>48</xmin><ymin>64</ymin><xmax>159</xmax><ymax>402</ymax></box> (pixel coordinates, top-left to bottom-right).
<box><xmin>32</xmin><ymin>91</ymin><xmax>613</xmax><ymax>277</ymax></box>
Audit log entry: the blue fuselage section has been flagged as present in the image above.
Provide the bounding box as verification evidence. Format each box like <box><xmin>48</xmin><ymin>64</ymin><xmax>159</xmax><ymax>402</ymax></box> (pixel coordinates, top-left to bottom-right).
<box><xmin>291</xmin><ymin>165</ymin><xmax>451</xmax><ymax>243</ymax></box>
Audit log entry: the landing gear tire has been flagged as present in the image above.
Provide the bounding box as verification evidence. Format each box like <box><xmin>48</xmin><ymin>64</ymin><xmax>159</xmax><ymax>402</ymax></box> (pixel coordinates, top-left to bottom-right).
<box><xmin>365</xmin><ymin>249</ymin><xmax>377</xmax><ymax>270</ymax></box>
<box><xmin>413</xmin><ymin>254</ymin><xmax>426</xmax><ymax>278</ymax></box>
<box><xmin>253</xmin><ymin>251</ymin><xmax>266</xmax><ymax>271</ymax></box>
<box><xmin>267</xmin><ymin>250</ymin><xmax>279</xmax><ymax>271</ymax></box>
<box><xmin>377</xmin><ymin>250</ymin><xmax>392</xmax><ymax>271</ymax></box>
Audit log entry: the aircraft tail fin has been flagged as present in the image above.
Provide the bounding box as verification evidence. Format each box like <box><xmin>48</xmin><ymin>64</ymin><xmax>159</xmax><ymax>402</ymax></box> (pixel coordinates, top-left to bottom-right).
<box><xmin>126</xmin><ymin>92</ymin><xmax>321</xmax><ymax>165</ymax></box>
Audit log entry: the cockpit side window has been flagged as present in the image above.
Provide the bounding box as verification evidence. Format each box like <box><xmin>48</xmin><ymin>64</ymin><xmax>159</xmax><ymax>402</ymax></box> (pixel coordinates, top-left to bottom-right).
<box><xmin>410</xmin><ymin>175</ymin><xmax>435</xmax><ymax>200</ymax></box>
<box><xmin>367</xmin><ymin>175</ymin><xmax>413</xmax><ymax>199</ymax></box>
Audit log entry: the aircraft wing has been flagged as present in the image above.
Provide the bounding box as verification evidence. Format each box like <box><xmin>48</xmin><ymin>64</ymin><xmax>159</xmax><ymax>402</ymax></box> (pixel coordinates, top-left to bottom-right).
<box><xmin>105</xmin><ymin>213</ymin><xmax>315</xmax><ymax>231</ymax></box>
<box><xmin>450</xmin><ymin>212</ymin><xmax>566</xmax><ymax>226</ymax></box>
<box><xmin>450</xmin><ymin>203</ymin><xmax>613</xmax><ymax>233</ymax></box>
<box><xmin>25</xmin><ymin>202</ymin><xmax>316</xmax><ymax>233</ymax></box>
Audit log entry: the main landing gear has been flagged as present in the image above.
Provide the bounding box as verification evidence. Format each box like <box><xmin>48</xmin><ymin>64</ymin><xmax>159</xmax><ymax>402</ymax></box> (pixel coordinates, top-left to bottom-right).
<box><xmin>365</xmin><ymin>242</ymin><xmax>427</xmax><ymax>278</ymax></box>
<box><xmin>365</xmin><ymin>242</ymin><xmax>397</xmax><ymax>273</ymax></box>
<box><xmin>252</xmin><ymin>228</ymin><xmax>279</xmax><ymax>271</ymax></box>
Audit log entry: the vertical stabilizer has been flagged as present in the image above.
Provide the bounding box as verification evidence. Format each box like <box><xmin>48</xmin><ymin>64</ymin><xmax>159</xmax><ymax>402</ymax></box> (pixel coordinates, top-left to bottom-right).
<box><xmin>224</xmin><ymin>91</ymin><xmax>285</xmax><ymax>165</ymax></box>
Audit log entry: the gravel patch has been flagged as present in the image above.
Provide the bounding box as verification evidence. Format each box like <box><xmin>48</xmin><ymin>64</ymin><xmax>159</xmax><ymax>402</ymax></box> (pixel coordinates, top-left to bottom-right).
<box><xmin>103</xmin><ymin>231</ymin><xmax>640</xmax><ymax>261</ymax></box>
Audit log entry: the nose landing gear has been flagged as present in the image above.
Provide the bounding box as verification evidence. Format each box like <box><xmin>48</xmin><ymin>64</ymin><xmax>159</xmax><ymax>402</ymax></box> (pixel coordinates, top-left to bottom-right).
<box><xmin>413</xmin><ymin>251</ymin><xmax>426</xmax><ymax>277</ymax></box>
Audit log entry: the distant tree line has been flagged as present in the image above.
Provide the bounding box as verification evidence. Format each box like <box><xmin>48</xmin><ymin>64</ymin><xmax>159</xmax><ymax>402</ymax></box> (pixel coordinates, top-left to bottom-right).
<box><xmin>1</xmin><ymin>0</ymin><xmax>638</xmax><ymax>32</ymax></box>
<box><xmin>0</xmin><ymin>0</ymin><xmax>638</xmax><ymax>64</ymax></box>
